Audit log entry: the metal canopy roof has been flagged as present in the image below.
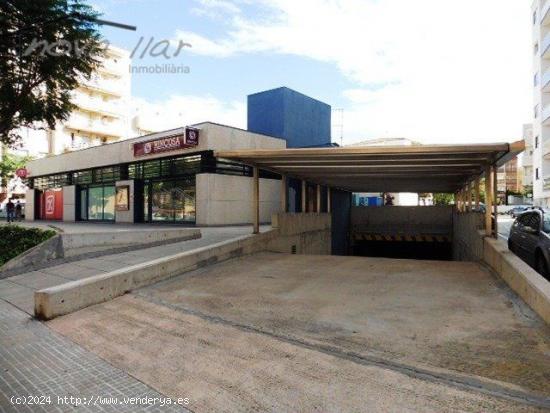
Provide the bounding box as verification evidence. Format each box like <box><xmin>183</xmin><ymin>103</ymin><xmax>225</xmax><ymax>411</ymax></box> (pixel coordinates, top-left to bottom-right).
<box><xmin>216</xmin><ymin>141</ymin><xmax>525</xmax><ymax>193</ymax></box>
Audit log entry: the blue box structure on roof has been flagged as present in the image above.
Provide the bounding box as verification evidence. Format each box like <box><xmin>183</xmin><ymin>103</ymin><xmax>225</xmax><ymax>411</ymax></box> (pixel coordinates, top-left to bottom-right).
<box><xmin>247</xmin><ymin>87</ymin><xmax>332</xmax><ymax>148</ymax></box>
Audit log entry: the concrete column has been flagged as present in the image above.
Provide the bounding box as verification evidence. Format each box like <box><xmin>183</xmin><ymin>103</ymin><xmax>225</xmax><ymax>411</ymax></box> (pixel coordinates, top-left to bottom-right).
<box><xmin>25</xmin><ymin>189</ymin><xmax>36</xmax><ymax>221</ymax></box>
<box><xmin>327</xmin><ymin>187</ymin><xmax>331</xmax><ymax>213</ymax></box>
<box><xmin>316</xmin><ymin>185</ymin><xmax>321</xmax><ymax>212</ymax></box>
<box><xmin>301</xmin><ymin>180</ymin><xmax>307</xmax><ymax>213</ymax></box>
<box><xmin>467</xmin><ymin>182</ymin><xmax>473</xmax><ymax>212</ymax></box>
<box><xmin>492</xmin><ymin>165</ymin><xmax>498</xmax><ymax>238</ymax></box>
<box><xmin>484</xmin><ymin>166</ymin><xmax>493</xmax><ymax>237</ymax></box>
<box><xmin>474</xmin><ymin>177</ymin><xmax>480</xmax><ymax>209</ymax></box>
<box><xmin>253</xmin><ymin>166</ymin><xmax>259</xmax><ymax>234</ymax></box>
<box><xmin>280</xmin><ymin>175</ymin><xmax>287</xmax><ymax>213</ymax></box>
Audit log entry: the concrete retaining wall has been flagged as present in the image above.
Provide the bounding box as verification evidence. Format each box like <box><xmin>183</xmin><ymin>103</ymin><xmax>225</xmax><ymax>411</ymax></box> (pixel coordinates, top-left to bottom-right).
<box><xmin>483</xmin><ymin>237</ymin><xmax>550</xmax><ymax>325</ymax></box>
<box><xmin>453</xmin><ymin>211</ymin><xmax>484</xmax><ymax>261</ymax></box>
<box><xmin>351</xmin><ymin>206</ymin><xmax>453</xmax><ymax>235</ymax></box>
<box><xmin>1</xmin><ymin>229</ymin><xmax>201</xmax><ymax>276</ymax></box>
<box><xmin>267</xmin><ymin>213</ymin><xmax>331</xmax><ymax>255</ymax></box>
<box><xmin>0</xmin><ymin>235</ymin><xmax>63</xmax><ymax>277</ymax></box>
<box><xmin>34</xmin><ymin>212</ymin><xmax>332</xmax><ymax>320</ymax></box>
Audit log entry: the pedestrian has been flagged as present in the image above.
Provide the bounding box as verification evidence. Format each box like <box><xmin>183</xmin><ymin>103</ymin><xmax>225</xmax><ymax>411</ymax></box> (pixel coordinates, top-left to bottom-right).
<box><xmin>15</xmin><ymin>200</ymin><xmax>22</xmax><ymax>221</ymax></box>
<box><xmin>6</xmin><ymin>199</ymin><xmax>15</xmax><ymax>223</ymax></box>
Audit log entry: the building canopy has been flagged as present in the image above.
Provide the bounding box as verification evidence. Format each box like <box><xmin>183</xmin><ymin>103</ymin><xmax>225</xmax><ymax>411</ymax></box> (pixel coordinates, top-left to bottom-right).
<box><xmin>216</xmin><ymin>141</ymin><xmax>525</xmax><ymax>193</ymax></box>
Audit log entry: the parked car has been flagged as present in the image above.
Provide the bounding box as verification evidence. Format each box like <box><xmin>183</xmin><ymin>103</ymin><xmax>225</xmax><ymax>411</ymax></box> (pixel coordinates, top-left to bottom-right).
<box><xmin>508</xmin><ymin>209</ymin><xmax>550</xmax><ymax>280</ymax></box>
<box><xmin>508</xmin><ymin>206</ymin><xmax>529</xmax><ymax>218</ymax></box>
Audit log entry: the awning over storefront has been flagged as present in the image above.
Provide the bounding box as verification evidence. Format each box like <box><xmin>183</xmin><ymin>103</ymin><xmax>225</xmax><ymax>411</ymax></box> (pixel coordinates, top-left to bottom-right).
<box><xmin>216</xmin><ymin>141</ymin><xmax>525</xmax><ymax>193</ymax></box>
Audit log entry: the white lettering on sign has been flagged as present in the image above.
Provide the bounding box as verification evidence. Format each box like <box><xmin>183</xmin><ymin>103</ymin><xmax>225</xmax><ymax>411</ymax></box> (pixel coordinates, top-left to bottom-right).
<box><xmin>45</xmin><ymin>195</ymin><xmax>55</xmax><ymax>215</ymax></box>
<box><xmin>153</xmin><ymin>136</ymin><xmax>182</xmax><ymax>151</ymax></box>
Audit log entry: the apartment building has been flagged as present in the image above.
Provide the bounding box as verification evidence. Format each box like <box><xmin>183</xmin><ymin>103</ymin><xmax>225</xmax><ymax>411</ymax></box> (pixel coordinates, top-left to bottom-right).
<box><xmin>522</xmin><ymin>124</ymin><xmax>534</xmax><ymax>189</ymax></box>
<box><xmin>1</xmin><ymin>45</ymin><xmax>133</xmax><ymax>203</ymax></box>
<box><xmin>47</xmin><ymin>45</ymin><xmax>131</xmax><ymax>154</ymax></box>
<box><xmin>532</xmin><ymin>0</ymin><xmax>550</xmax><ymax>206</ymax></box>
<box><xmin>497</xmin><ymin>157</ymin><xmax>522</xmax><ymax>194</ymax></box>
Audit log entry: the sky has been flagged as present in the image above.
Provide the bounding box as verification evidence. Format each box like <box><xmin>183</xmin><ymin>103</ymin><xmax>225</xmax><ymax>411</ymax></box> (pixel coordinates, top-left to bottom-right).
<box><xmin>92</xmin><ymin>0</ymin><xmax>533</xmax><ymax>145</ymax></box>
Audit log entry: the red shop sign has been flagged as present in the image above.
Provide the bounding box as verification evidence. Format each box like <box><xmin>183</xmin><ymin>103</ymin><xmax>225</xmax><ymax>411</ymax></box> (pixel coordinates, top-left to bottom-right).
<box><xmin>15</xmin><ymin>168</ymin><xmax>28</xmax><ymax>178</ymax></box>
<box><xmin>133</xmin><ymin>128</ymin><xmax>199</xmax><ymax>157</ymax></box>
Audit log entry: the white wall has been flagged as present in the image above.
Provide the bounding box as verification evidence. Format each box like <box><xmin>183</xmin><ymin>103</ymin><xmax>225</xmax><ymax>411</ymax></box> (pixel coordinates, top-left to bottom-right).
<box><xmin>196</xmin><ymin>174</ymin><xmax>281</xmax><ymax>226</ymax></box>
<box><xmin>24</xmin><ymin>189</ymin><xmax>35</xmax><ymax>221</ymax></box>
<box><xmin>62</xmin><ymin>186</ymin><xmax>76</xmax><ymax>222</ymax></box>
<box><xmin>27</xmin><ymin>122</ymin><xmax>286</xmax><ymax>178</ymax></box>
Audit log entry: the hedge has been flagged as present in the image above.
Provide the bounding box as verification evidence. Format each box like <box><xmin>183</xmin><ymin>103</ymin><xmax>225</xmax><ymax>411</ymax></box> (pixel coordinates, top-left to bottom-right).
<box><xmin>0</xmin><ymin>225</ymin><xmax>56</xmax><ymax>266</ymax></box>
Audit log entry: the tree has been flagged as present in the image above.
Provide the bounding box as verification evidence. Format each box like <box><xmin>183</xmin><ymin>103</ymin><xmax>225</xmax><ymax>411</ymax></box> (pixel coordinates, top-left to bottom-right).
<box><xmin>0</xmin><ymin>152</ymin><xmax>32</xmax><ymax>193</ymax></box>
<box><xmin>0</xmin><ymin>0</ymin><xmax>105</xmax><ymax>147</ymax></box>
<box><xmin>433</xmin><ymin>193</ymin><xmax>455</xmax><ymax>206</ymax></box>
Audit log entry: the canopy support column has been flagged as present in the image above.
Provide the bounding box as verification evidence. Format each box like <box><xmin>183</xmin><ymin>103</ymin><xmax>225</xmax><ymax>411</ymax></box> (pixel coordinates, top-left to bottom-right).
<box><xmin>253</xmin><ymin>166</ymin><xmax>259</xmax><ymax>234</ymax></box>
<box><xmin>301</xmin><ymin>180</ymin><xmax>307</xmax><ymax>212</ymax></box>
<box><xmin>474</xmin><ymin>177</ymin><xmax>480</xmax><ymax>209</ymax></box>
<box><xmin>467</xmin><ymin>182</ymin><xmax>473</xmax><ymax>211</ymax></box>
<box><xmin>327</xmin><ymin>187</ymin><xmax>331</xmax><ymax>213</ymax></box>
<box><xmin>493</xmin><ymin>165</ymin><xmax>498</xmax><ymax>238</ymax></box>
<box><xmin>316</xmin><ymin>185</ymin><xmax>321</xmax><ymax>212</ymax></box>
<box><xmin>280</xmin><ymin>175</ymin><xmax>287</xmax><ymax>213</ymax></box>
<box><xmin>484</xmin><ymin>166</ymin><xmax>493</xmax><ymax>237</ymax></box>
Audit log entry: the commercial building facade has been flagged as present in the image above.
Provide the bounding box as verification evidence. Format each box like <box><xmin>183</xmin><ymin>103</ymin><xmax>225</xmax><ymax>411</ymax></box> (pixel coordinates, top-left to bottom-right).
<box><xmin>25</xmin><ymin>123</ymin><xmax>285</xmax><ymax>226</ymax></box>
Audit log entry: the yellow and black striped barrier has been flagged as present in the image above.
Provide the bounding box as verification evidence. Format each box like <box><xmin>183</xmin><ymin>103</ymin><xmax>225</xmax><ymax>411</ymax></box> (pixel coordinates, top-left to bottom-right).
<box><xmin>353</xmin><ymin>233</ymin><xmax>451</xmax><ymax>243</ymax></box>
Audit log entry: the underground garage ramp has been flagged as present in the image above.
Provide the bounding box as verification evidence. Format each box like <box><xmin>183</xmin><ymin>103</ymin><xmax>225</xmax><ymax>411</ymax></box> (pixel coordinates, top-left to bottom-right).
<box><xmin>49</xmin><ymin>253</ymin><xmax>550</xmax><ymax>411</ymax></box>
<box><xmin>217</xmin><ymin>141</ymin><xmax>524</xmax><ymax>259</ymax></box>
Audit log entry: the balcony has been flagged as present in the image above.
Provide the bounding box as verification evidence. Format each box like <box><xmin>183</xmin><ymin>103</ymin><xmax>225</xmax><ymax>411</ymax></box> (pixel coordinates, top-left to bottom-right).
<box><xmin>542</xmin><ymin>104</ymin><xmax>550</xmax><ymax>125</ymax></box>
<box><xmin>71</xmin><ymin>92</ymin><xmax>122</xmax><ymax>118</ymax></box>
<box><xmin>543</xmin><ymin>68</ymin><xmax>550</xmax><ymax>92</ymax></box>
<box><xmin>544</xmin><ymin>140</ymin><xmax>550</xmax><ymax>161</ymax></box>
<box><xmin>78</xmin><ymin>74</ymin><xmax>126</xmax><ymax>97</ymax></box>
<box><xmin>97</xmin><ymin>58</ymin><xmax>128</xmax><ymax>76</ymax></box>
<box><xmin>542</xmin><ymin>33</ymin><xmax>550</xmax><ymax>59</ymax></box>
<box><xmin>65</xmin><ymin>113</ymin><xmax>125</xmax><ymax>138</ymax></box>
<box><xmin>543</xmin><ymin>0</ymin><xmax>550</xmax><ymax>26</ymax></box>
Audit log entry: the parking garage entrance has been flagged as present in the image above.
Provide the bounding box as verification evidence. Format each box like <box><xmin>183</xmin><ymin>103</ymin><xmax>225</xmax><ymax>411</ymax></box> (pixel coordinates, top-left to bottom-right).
<box><xmin>216</xmin><ymin>141</ymin><xmax>524</xmax><ymax>261</ymax></box>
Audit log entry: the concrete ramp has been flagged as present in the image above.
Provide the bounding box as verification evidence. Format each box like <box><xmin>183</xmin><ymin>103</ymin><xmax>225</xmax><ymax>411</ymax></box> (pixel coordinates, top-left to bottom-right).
<box><xmin>1</xmin><ymin>228</ymin><xmax>201</xmax><ymax>277</ymax></box>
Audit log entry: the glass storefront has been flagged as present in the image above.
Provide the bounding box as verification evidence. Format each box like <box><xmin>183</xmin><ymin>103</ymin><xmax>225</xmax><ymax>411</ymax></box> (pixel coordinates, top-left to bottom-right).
<box><xmin>79</xmin><ymin>185</ymin><xmax>116</xmax><ymax>221</ymax></box>
<box><xmin>144</xmin><ymin>178</ymin><xmax>195</xmax><ymax>224</ymax></box>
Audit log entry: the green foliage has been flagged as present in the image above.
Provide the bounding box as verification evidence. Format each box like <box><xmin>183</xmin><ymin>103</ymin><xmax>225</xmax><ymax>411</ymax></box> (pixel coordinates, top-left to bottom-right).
<box><xmin>0</xmin><ymin>225</ymin><xmax>56</xmax><ymax>266</ymax></box>
<box><xmin>0</xmin><ymin>152</ymin><xmax>32</xmax><ymax>187</ymax></box>
<box><xmin>0</xmin><ymin>0</ymin><xmax>105</xmax><ymax>147</ymax></box>
<box><xmin>433</xmin><ymin>193</ymin><xmax>455</xmax><ymax>206</ymax></box>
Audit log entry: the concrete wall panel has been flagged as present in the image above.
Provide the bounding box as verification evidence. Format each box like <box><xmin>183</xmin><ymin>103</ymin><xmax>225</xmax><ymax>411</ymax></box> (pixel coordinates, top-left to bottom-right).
<box><xmin>196</xmin><ymin>174</ymin><xmax>280</xmax><ymax>226</ymax></box>
<box><xmin>351</xmin><ymin>206</ymin><xmax>453</xmax><ymax>235</ymax></box>
<box><xmin>62</xmin><ymin>185</ymin><xmax>76</xmax><ymax>222</ymax></box>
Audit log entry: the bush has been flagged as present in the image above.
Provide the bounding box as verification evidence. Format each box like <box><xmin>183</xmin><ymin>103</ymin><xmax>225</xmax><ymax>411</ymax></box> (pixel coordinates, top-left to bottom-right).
<box><xmin>0</xmin><ymin>225</ymin><xmax>56</xmax><ymax>266</ymax></box>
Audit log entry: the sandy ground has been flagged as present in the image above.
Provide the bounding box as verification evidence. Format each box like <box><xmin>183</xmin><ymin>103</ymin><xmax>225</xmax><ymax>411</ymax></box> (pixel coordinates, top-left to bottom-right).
<box><xmin>49</xmin><ymin>253</ymin><xmax>550</xmax><ymax>412</ymax></box>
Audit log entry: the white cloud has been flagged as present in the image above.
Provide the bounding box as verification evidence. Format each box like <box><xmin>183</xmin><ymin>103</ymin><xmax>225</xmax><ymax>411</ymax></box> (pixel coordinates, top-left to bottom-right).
<box><xmin>176</xmin><ymin>0</ymin><xmax>532</xmax><ymax>144</ymax></box>
<box><xmin>131</xmin><ymin>95</ymin><xmax>246</xmax><ymax>132</ymax></box>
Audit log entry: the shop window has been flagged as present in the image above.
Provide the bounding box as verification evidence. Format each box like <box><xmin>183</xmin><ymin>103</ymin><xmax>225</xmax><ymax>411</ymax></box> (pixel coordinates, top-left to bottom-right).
<box><xmin>81</xmin><ymin>185</ymin><xmax>116</xmax><ymax>221</ymax></box>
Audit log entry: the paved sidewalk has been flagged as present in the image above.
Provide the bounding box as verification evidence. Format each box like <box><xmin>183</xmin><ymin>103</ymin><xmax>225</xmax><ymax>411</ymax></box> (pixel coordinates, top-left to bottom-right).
<box><xmin>0</xmin><ymin>300</ymin><xmax>188</xmax><ymax>412</ymax></box>
<box><xmin>0</xmin><ymin>226</ymin><xmax>265</xmax><ymax>315</ymax></box>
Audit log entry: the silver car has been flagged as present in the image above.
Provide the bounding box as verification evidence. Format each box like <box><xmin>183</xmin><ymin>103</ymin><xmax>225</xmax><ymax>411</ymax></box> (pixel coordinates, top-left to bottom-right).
<box><xmin>508</xmin><ymin>209</ymin><xmax>550</xmax><ymax>280</ymax></box>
